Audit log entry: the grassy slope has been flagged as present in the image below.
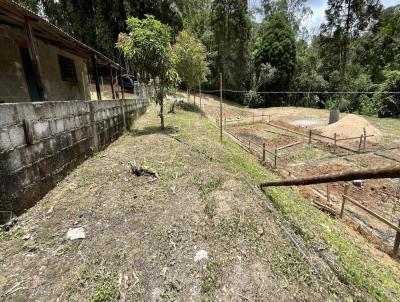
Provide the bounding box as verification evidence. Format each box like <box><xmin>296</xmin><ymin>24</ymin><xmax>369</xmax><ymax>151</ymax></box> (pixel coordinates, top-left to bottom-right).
<box><xmin>175</xmin><ymin>102</ymin><xmax>400</xmax><ymax>301</ymax></box>
<box><xmin>0</xmin><ymin>101</ymin><xmax>399</xmax><ymax>301</ymax></box>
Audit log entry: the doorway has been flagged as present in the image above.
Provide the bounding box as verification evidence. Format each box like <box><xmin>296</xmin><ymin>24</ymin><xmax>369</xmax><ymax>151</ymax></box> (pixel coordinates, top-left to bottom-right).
<box><xmin>20</xmin><ymin>46</ymin><xmax>41</xmax><ymax>102</ymax></box>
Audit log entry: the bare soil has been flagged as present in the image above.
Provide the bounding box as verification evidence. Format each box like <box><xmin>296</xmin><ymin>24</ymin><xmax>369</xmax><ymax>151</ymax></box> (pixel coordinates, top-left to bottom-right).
<box><xmin>198</xmin><ymin>92</ymin><xmax>400</xmax><ymax>252</ymax></box>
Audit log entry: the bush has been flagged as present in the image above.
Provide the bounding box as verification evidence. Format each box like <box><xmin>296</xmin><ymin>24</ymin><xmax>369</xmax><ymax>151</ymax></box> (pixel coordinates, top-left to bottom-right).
<box><xmin>376</xmin><ymin>71</ymin><xmax>400</xmax><ymax>117</ymax></box>
<box><xmin>244</xmin><ymin>90</ymin><xmax>263</xmax><ymax>108</ymax></box>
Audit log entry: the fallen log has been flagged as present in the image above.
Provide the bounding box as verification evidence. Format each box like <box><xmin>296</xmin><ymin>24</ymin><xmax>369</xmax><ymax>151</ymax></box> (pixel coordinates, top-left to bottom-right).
<box><xmin>260</xmin><ymin>166</ymin><xmax>400</xmax><ymax>188</ymax></box>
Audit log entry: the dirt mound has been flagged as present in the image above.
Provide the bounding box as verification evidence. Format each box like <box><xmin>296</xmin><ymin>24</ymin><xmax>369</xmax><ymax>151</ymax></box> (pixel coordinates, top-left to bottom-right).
<box><xmin>317</xmin><ymin>114</ymin><xmax>383</xmax><ymax>143</ymax></box>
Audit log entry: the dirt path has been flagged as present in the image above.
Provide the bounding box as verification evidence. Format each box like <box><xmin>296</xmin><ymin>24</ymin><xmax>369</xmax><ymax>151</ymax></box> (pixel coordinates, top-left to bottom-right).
<box><xmin>1</xmin><ymin>102</ymin><xmax>399</xmax><ymax>301</ymax></box>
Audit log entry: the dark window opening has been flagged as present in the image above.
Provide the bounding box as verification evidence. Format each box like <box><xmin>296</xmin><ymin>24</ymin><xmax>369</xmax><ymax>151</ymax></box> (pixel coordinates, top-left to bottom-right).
<box><xmin>58</xmin><ymin>55</ymin><xmax>77</xmax><ymax>83</ymax></box>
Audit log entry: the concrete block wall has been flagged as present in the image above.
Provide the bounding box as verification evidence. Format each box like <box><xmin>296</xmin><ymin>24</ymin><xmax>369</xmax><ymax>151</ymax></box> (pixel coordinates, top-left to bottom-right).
<box><xmin>0</xmin><ymin>98</ymin><xmax>148</xmax><ymax>222</ymax></box>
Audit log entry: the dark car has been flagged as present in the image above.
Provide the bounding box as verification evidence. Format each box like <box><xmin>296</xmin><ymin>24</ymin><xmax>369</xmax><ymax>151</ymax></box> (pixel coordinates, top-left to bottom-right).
<box><xmin>118</xmin><ymin>75</ymin><xmax>136</xmax><ymax>93</ymax></box>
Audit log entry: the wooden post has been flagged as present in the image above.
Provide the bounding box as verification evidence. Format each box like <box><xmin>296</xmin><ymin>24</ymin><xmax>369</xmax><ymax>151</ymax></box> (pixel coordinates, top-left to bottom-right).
<box><xmin>249</xmin><ymin>140</ymin><xmax>251</xmax><ymax>152</ymax></box>
<box><xmin>274</xmin><ymin>149</ymin><xmax>277</xmax><ymax>169</ymax></box>
<box><xmin>340</xmin><ymin>184</ymin><xmax>349</xmax><ymax>218</ymax></box>
<box><xmin>199</xmin><ymin>82</ymin><xmax>202</xmax><ymax>108</ymax></box>
<box><xmin>253</xmin><ymin>112</ymin><xmax>255</xmax><ymax>124</ymax></box>
<box><xmin>82</xmin><ymin>71</ymin><xmax>87</xmax><ymax>101</ymax></box>
<box><xmin>358</xmin><ymin>135</ymin><xmax>363</xmax><ymax>153</ymax></box>
<box><xmin>92</xmin><ymin>54</ymin><xmax>101</xmax><ymax>100</ymax></box>
<box><xmin>326</xmin><ymin>184</ymin><xmax>330</xmax><ymax>203</ymax></box>
<box><xmin>263</xmin><ymin>143</ymin><xmax>266</xmax><ymax>162</ymax></box>
<box><xmin>109</xmin><ymin>65</ymin><xmax>115</xmax><ymax>99</ymax></box>
<box><xmin>262</xmin><ymin>112</ymin><xmax>264</xmax><ymax>122</ymax></box>
<box><xmin>120</xmin><ymin>67</ymin><xmax>125</xmax><ymax>99</ymax></box>
<box><xmin>363</xmin><ymin>128</ymin><xmax>367</xmax><ymax>151</ymax></box>
<box><xmin>393</xmin><ymin>220</ymin><xmax>400</xmax><ymax>257</ymax></box>
<box><xmin>308</xmin><ymin>129</ymin><xmax>312</xmax><ymax>144</ymax></box>
<box><xmin>25</xmin><ymin>17</ymin><xmax>46</xmax><ymax>101</ymax></box>
<box><xmin>334</xmin><ymin>133</ymin><xmax>337</xmax><ymax>153</ymax></box>
<box><xmin>220</xmin><ymin>73</ymin><xmax>223</xmax><ymax>142</ymax></box>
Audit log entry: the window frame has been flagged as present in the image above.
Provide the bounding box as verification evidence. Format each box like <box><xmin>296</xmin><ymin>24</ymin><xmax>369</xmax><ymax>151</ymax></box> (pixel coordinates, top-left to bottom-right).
<box><xmin>58</xmin><ymin>55</ymin><xmax>78</xmax><ymax>83</ymax></box>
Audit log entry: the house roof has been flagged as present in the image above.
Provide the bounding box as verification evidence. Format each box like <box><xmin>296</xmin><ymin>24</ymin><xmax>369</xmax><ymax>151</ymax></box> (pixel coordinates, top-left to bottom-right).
<box><xmin>0</xmin><ymin>0</ymin><xmax>121</xmax><ymax>69</ymax></box>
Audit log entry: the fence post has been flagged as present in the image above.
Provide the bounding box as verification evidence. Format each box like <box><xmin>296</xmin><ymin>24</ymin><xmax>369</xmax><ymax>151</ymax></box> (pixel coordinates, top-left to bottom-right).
<box><xmin>363</xmin><ymin>128</ymin><xmax>367</xmax><ymax>151</ymax></box>
<box><xmin>274</xmin><ymin>149</ymin><xmax>277</xmax><ymax>169</ymax></box>
<box><xmin>334</xmin><ymin>133</ymin><xmax>337</xmax><ymax>153</ymax></box>
<box><xmin>340</xmin><ymin>184</ymin><xmax>349</xmax><ymax>218</ymax></box>
<box><xmin>392</xmin><ymin>220</ymin><xmax>400</xmax><ymax>257</ymax></box>
<box><xmin>326</xmin><ymin>184</ymin><xmax>330</xmax><ymax>203</ymax></box>
<box><xmin>263</xmin><ymin>143</ymin><xmax>266</xmax><ymax>162</ymax></box>
<box><xmin>358</xmin><ymin>135</ymin><xmax>363</xmax><ymax>153</ymax></box>
<box><xmin>308</xmin><ymin>129</ymin><xmax>312</xmax><ymax>144</ymax></box>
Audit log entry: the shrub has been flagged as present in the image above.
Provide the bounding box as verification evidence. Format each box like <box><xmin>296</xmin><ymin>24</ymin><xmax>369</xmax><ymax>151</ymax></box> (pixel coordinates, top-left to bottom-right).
<box><xmin>377</xmin><ymin>71</ymin><xmax>400</xmax><ymax>117</ymax></box>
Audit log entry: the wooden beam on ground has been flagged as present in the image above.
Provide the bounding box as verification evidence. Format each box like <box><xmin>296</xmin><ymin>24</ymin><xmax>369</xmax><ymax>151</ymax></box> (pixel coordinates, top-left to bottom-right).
<box><xmin>260</xmin><ymin>167</ymin><xmax>400</xmax><ymax>188</ymax></box>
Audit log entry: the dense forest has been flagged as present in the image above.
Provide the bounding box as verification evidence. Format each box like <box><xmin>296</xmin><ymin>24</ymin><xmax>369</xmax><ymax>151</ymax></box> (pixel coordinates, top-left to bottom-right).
<box><xmin>17</xmin><ymin>0</ymin><xmax>400</xmax><ymax>117</ymax></box>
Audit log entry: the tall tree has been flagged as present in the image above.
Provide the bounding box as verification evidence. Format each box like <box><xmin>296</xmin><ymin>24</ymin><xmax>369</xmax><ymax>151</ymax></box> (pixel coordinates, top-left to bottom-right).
<box><xmin>173</xmin><ymin>30</ymin><xmax>210</xmax><ymax>101</ymax></box>
<box><xmin>254</xmin><ymin>12</ymin><xmax>296</xmax><ymax>105</ymax></box>
<box><xmin>210</xmin><ymin>0</ymin><xmax>251</xmax><ymax>101</ymax></box>
<box><xmin>261</xmin><ymin>0</ymin><xmax>312</xmax><ymax>34</ymax></box>
<box><xmin>320</xmin><ymin>0</ymin><xmax>382</xmax><ymax>79</ymax></box>
<box><xmin>116</xmin><ymin>15</ymin><xmax>180</xmax><ymax>129</ymax></box>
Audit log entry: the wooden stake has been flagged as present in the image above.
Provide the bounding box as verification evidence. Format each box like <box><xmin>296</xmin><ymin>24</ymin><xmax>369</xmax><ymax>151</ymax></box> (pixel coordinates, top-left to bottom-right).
<box><xmin>326</xmin><ymin>184</ymin><xmax>330</xmax><ymax>203</ymax></box>
<box><xmin>358</xmin><ymin>135</ymin><xmax>363</xmax><ymax>153</ymax></box>
<box><xmin>220</xmin><ymin>73</ymin><xmax>223</xmax><ymax>142</ymax></box>
<box><xmin>308</xmin><ymin>129</ymin><xmax>312</xmax><ymax>144</ymax></box>
<box><xmin>340</xmin><ymin>184</ymin><xmax>349</xmax><ymax>218</ymax></box>
<box><xmin>334</xmin><ymin>133</ymin><xmax>337</xmax><ymax>153</ymax></box>
<box><xmin>363</xmin><ymin>128</ymin><xmax>367</xmax><ymax>151</ymax></box>
<box><xmin>263</xmin><ymin>143</ymin><xmax>266</xmax><ymax>162</ymax></box>
<box><xmin>274</xmin><ymin>149</ymin><xmax>277</xmax><ymax>169</ymax></box>
<box><xmin>393</xmin><ymin>220</ymin><xmax>400</xmax><ymax>257</ymax></box>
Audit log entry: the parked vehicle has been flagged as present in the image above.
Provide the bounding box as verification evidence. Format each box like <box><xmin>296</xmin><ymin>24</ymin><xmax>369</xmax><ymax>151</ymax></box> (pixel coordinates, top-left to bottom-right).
<box><xmin>118</xmin><ymin>75</ymin><xmax>136</xmax><ymax>93</ymax></box>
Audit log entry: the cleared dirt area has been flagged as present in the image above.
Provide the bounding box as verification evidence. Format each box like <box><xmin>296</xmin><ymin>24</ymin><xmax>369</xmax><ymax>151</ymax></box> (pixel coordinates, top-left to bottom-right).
<box><xmin>194</xmin><ymin>92</ymin><xmax>400</xmax><ymax>253</ymax></box>
<box><xmin>1</xmin><ymin>100</ymin><xmax>400</xmax><ymax>301</ymax></box>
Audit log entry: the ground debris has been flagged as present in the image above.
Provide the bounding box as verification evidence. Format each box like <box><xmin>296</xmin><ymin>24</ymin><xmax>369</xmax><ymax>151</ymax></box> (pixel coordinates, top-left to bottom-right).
<box><xmin>129</xmin><ymin>161</ymin><xmax>160</xmax><ymax>180</ymax></box>
<box><xmin>66</xmin><ymin>227</ymin><xmax>86</xmax><ymax>240</ymax></box>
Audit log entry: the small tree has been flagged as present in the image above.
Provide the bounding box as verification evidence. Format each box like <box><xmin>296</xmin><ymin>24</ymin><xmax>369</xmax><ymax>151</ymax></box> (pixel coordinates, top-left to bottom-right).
<box><xmin>173</xmin><ymin>30</ymin><xmax>210</xmax><ymax>102</ymax></box>
<box><xmin>116</xmin><ymin>15</ymin><xmax>179</xmax><ymax>129</ymax></box>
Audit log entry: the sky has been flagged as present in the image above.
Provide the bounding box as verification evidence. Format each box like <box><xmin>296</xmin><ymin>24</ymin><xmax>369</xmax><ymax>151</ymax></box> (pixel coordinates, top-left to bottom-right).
<box><xmin>250</xmin><ymin>0</ymin><xmax>400</xmax><ymax>32</ymax></box>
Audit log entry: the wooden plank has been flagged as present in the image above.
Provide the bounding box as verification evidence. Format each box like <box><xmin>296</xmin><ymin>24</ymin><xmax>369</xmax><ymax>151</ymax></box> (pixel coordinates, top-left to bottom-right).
<box><xmin>344</xmin><ymin>194</ymin><xmax>400</xmax><ymax>233</ymax></box>
<box><xmin>260</xmin><ymin>167</ymin><xmax>400</xmax><ymax>188</ymax></box>
<box><xmin>277</xmin><ymin>141</ymin><xmax>302</xmax><ymax>151</ymax></box>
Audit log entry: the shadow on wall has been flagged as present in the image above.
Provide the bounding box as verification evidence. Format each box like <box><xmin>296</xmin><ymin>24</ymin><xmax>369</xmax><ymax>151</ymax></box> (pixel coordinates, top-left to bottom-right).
<box><xmin>0</xmin><ymin>98</ymin><xmax>148</xmax><ymax>223</ymax></box>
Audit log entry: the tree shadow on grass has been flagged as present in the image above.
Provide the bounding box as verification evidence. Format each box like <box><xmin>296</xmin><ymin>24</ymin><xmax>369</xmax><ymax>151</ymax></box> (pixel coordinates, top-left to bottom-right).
<box><xmin>129</xmin><ymin>125</ymin><xmax>178</xmax><ymax>137</ymax></box>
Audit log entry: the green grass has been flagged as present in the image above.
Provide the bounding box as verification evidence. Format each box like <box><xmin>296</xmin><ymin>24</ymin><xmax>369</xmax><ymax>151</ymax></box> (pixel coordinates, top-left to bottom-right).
<box><xmin>164</xmin><ymin>101</ymin><xmax>400</xmax><ymax>301</ymax></box>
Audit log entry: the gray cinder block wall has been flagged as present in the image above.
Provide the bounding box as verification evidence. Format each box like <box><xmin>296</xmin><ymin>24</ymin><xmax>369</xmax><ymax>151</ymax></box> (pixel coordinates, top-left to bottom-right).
<box><xmin>0</xmin><ymin>98</ymin><xmax>148</xmax><ymax>222</ymax></box>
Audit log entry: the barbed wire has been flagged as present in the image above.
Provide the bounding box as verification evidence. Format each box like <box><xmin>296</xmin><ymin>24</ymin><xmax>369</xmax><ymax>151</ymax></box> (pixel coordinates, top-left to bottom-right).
<box><xmin>198</xmin><ymin>89</ymin><xmax>400</xmax><ymax>94</ymax></box>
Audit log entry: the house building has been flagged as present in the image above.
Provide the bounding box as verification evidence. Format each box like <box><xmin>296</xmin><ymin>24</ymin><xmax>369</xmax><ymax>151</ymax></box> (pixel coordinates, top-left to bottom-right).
<box><xmin>0</xmin><ymin>0</ymin><xmax>121</xmax><ymax>103</ymax></box>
